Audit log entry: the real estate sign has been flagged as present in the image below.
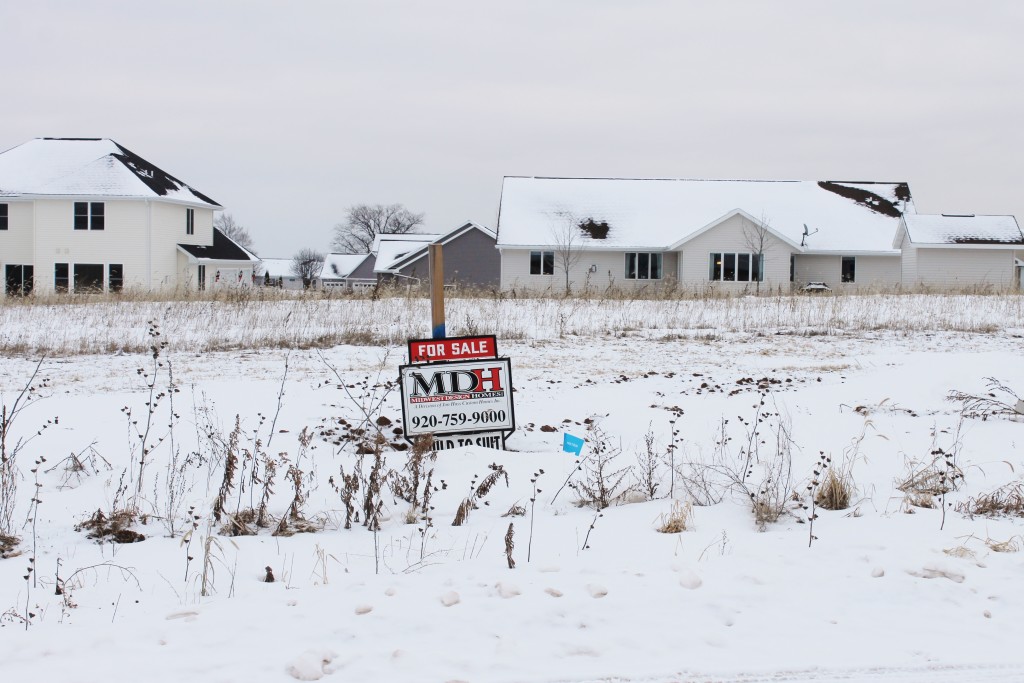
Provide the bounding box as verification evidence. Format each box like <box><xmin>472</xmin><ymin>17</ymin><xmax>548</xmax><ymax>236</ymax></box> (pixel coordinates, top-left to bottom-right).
<box><xmin>399</xmin><ymin>357</ymin><xmax>515</xmax><ymax>440</ymax></box>
<box><xmin>408</xmin><ymin>335</ymin><xmax>497</xmax><ymax>364</ymax></box>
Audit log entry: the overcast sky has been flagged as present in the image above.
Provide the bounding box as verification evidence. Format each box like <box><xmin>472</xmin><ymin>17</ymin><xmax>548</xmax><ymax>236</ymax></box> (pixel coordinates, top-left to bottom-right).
<box><xmin>2</xmin><ymin>1</ymin><xmax>1021</xmax><ymax>257</ymax></box>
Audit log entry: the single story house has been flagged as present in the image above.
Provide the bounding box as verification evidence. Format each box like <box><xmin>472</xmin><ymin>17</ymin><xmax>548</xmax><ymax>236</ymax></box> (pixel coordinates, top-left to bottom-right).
<box><xmin>320</xmin><ymin>253</ymin><xmax>374</xmax><ymax>291</ymax></box>
<box><xmin>0</xmin><ymin>137</ymin><xmax>257</xmax><ymax>296</ymax></box>
<box><xmin>495</xmin><ymin>176</ymin><xmax>1024</xmax><ymax>292</ymax></box>
<box><xmin>258</xmin><ymin>257</ymin><xmax>307</xmax><ymax>290</ymax></box>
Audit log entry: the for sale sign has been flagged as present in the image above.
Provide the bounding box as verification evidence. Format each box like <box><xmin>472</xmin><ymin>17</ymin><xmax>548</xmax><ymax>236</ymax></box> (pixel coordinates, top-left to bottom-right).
<box><xmin>399</xmin><ymin>358</ymin><xmax>515</xmax><ymax>438</ymax></box>
<box><xmin>408</xmin><ymin>335</ymin><xmax>497</xmax><ymax>364</ymax></box>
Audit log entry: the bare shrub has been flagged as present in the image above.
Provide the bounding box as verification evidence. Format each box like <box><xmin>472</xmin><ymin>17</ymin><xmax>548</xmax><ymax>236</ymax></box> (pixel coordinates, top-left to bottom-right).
<box><xmin>570</xmin><ymin>420</ymin><xmax>632</xmax><ymax>510</ymax></box>
<box><xmin>634</xmin><ymin>427</ymin><xmax>661</xmax><ymax>501</ymax></box>
<box><xmin>947</xmin><ymin>377</ymin><xmax>1023</xmax><ymax>421</ymax></box>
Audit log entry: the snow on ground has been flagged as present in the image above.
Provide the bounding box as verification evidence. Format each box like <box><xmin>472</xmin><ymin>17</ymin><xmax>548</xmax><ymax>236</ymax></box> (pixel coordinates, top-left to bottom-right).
<box><xmin>1</xmin><ymin>308</ymin><xmax>1024</xmax><ymax>682</ymax></box>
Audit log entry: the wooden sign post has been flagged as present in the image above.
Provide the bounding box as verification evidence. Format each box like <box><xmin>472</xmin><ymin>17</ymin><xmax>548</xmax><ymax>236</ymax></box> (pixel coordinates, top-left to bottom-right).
<box><xmin>429</xmin><ymin>243</ymin><xmax>445</xmax><ymax>339</ymax></box>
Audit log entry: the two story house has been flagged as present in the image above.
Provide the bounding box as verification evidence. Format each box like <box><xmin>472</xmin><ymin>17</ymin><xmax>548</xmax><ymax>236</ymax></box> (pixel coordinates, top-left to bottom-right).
<box><xmin>0</xmin><ymin>137</ymin><xmax>256</xmax><ymax>296</ymax></box>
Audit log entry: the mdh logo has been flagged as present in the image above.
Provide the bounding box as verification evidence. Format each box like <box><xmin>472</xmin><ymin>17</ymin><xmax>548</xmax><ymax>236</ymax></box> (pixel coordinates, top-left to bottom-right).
<box><xmin>409</xmin><ymin>366</ymin><xmax>504</xmax><ymax>398</ymax></box>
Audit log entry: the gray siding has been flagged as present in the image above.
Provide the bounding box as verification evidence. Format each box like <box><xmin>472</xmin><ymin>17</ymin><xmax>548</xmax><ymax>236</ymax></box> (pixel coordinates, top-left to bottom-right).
<box><xmin>391</xmin><ymin>228</ymin><xmax>499</xmax><ymax>289</ymax></box>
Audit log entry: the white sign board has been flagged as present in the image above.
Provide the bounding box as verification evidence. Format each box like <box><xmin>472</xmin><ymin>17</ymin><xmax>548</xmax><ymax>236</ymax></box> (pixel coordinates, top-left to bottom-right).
<box><xmin>399</xmin><ymin>358</ymin><xmax>515</xmax><ymax>438</ymax></box>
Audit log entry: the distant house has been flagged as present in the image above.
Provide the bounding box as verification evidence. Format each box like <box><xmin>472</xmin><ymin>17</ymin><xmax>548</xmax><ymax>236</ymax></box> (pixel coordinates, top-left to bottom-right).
<box><xmin>342</xmin><ymin>222</ymin><xmax>499</xmax><ymax>290</ymax></box>
<box><xmin>0</xmin><ymin>137</ymin><xmax>257</xmax><ymax>296</ymax></box>
<box><xmin>320</xmin><ymin>253</ymin><xmax>374</xmax><ymax>291</ymax></box>
<box><xmin>259</xmin><ymin>258</ymin><xmax>306</xmax><ymax>290</ymax></box>
<box><xmin>495</xmin><ymin>176</ymin><xmax>1024</xmax><ymax>292</ymax></box>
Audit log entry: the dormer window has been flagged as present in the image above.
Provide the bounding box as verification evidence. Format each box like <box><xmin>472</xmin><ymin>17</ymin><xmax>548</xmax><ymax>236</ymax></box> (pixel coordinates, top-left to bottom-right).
<box><xmin>74</xmin><ymin>202</ymin><xmax>104</xmax><ymax>230</ymax></box>
<box><xmin>186</xmin><ymin>208</ymin><xmax>195</xmax><ymax>235</ymax></box>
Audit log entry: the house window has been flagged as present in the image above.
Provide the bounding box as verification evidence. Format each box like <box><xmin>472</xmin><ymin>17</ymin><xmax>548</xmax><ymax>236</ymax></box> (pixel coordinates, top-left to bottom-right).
<box><xmin>73</xmin><ymin>264</ymin><xmax>104</xmax><ymax>292</ymax></box>
<box><xmin>530</xmin><ymin>250</ymin><xmax>554</xmax><ymax>275</ymax></box>
<box><xmin>0</xmin><ymin>203</ymin><xmax>8</xmax><ymax>230</ymax></box>
<box><xmin>108</xmin><ymin>264</ymin><xmax>124</xmax><ymax>293</ymax></box>
<box><xmin>709</xmin><ymin>252</ymin><xmax>764</xmax><ymax>282</ymax></box>
<box><xmin>625</xmin><ymin>252</ymin><xmax>663</xmax><ymax>280</ymax></box>
<box><xmin>74</xmin><ymin>202</ymin><xmax>104</xmax><ymax>230</ymax></box>
<box><xmin>186</xmin><ymin>208</ymin><xmax>195</xmax><ymax>235</ymax></box>
<box><xmin>5</xmin><ymin>265</ymin><xmax>33</xmax><ymax>296</ymax></box>
<box><xmin>197</xmin><ymin>264</ymin><xmax>206</xmax><ymax>291</ymax></box>
<box><xmin>54</xmin><ymin>263</ymin><xmax>69</xmax><ymax>293</ymax></box>
<box><xmin>841</xmin><ymin>256</ymin><xmax>856</xmax><ymax>283</ymax></box>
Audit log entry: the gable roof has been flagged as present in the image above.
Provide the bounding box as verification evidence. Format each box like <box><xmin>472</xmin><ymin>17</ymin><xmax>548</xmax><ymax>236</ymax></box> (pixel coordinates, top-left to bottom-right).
<box><xmin>384</xmin><ymin>222</ymin><xmax>496</xmax><ymax>272</ymax></box>
<box><xmin>373</xmin><ymin>234</ymin><xmax>442</xmax><ymax>273</ymax></box>
<box><xmin>899</xmin><ymin>214</ymin><xmax>1023</xmax><ymax>246</ymax></box>
<box><xmin>259</xmin><ymin>258</ymin><xmax>301</xmax><ymax>279</ymax></box>
<box><xmin>321</xmin><ymin>253</ymin><xmax>372</xmax><ymax>280</ymax></box>
<box><xmin>178</xmin><ymin>228</ymin><xmax>258</xmax><ymax>262</ymax></box>
<box><xmin>496</xmin><ymin>177</ymin><xmax>914</xmax><ymax>253</ymax></box>
<box><xmin>0</xmin><ymin>138</ymin><xmax>220</xmax><ymax>207</ymax></box>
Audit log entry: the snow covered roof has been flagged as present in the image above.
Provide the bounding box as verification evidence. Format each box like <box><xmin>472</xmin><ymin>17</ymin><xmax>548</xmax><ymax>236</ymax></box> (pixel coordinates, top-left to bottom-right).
<box><xmin>321</xmin><ymin>253</ymin><xmax>371</xmax><ymax>280</ymax></box>
<box><xmin>900</xmin><ymin>214</ymin><xmax>1024</xmax><ymax>246</ymax></box>
<box><xmin>177</xmin><ymin>228</ymin><xmax>258</xmax><ymax>262</ymax></box>
<box><xmin>370</xmin><ymin>232</ymin><xmax>438</xmax><ymax>253</ymax></box>
<box><xmin>373</xmin><ymin>234</ymin><xmax>442</xmax><ymax>273</ymax></box>
<box><xmin>259</xmin><ymin>258</ymin><xmax>299</xmax><ymax>278</ymax></box>
<box><xmin>0</xmin><ymin>138</ymin><xmax>220</xmax><ymax>207</ymax></box>
<box><xmin>496</xmin><ymin>177</ymin><xmax>914</xmax><ymax>253</ymax></box>
<box><xmin>386</xmin><ymin>222</ymin><xmax>496</xmax><ymax>272</ymax></box>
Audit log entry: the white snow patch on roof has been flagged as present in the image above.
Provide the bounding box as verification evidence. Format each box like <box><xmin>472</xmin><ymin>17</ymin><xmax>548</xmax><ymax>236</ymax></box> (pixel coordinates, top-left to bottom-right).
<box><xmin>322</xmin><ymin>253</ymin><xmax>370</xmax><ymax>279</ymax></box>
<box><xmin>374</xmin><ymin>234</ymin><xmax>442</xmax><ymax>272</ymax></box>
<box><xmin>902</xmin><ymin>214</ymin><xmax>1024</xmax><ymax>245</ymax></box>
<box><xmin>497</xmin><ymin>177</ymin><xmax>914</xmax><ymax>253</ymax></box>
<box><xmin>0</xmin><ymin>138</ymin><xmax>218</xmax><ymax>207</ymax></box>
<box><xmin>259</xmin><ymin>259</ymin><xmax>300</xmax><ymax>278</ymax></box>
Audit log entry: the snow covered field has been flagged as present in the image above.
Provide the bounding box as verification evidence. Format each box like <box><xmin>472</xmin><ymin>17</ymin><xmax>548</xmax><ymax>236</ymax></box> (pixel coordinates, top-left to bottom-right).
<box><xmin>1</xmin><ymin>294</ymin><xmax>1023</xmax><ymax>682</ymax></box>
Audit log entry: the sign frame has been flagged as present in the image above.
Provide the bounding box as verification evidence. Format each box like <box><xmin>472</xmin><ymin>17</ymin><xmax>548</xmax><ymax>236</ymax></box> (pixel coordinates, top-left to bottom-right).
<box><xmin>399</xmin><ymin>357</ymin><xmax>516</xmax><ymax>439</ymax></box>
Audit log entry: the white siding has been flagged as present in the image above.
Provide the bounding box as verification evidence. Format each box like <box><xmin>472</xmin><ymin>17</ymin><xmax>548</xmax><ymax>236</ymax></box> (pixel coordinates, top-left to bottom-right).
<box><xmin>677</xmin><ymin>214</ymin><xmax>794</xmax><ymax>290</ymax></box>
<box><xmin>501</xmin><ymin>248</ymin><xmax>677</xmax><ymax>293</ymax></box>
<box><xmin>32</xmin><ymin>199</ymin><xmax>150</xmax><ymax>293</ymax></box>
<box><xmin>0</xmin><ymin>202</ymin><xmax>35</xmax><ymax>296</ymax></box>
<box><xmin>793</xmin><ymin>254</ymin><xmax>898</xmax><ymax>290</ymax></box>
<box><xmin>152</xmin><ymin>202</ymin><xmax>214</xmax><ymax>289</ymax></box>
<box><xmin>912</xmin><ymin>248</ymin><xmax>1016</xmax><ymax>289</ymax></box>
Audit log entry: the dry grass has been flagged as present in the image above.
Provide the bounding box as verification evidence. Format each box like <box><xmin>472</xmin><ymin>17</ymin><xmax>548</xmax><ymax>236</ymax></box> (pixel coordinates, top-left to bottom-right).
<box><xmin>0</xmin><ymin>290</ymin><xmax>1021</xmax><ymax>357</ymax></box>
<box><xmin>815</xmin><ymin>469</ymin><xmax>854</xmax><ymax>510</ymax></box>
<box><xmin>75</xmin><ymin>509</ymin><xmax>145</xmax><ymax>544</ymax></box>
<box><xmin>955</xmin><ymin>482</ymin><xmax>1024</xmax><ymax>518</ymax></box>
<box><xmin>656</xmin><ymin>500</ymin><xmax>693</xmax><ymax>533</ymax></box>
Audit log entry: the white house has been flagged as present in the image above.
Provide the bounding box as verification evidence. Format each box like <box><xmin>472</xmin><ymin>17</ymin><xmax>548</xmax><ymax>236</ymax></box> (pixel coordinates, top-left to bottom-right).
<box><xmin>495</xmin><ymin>176</ymin><xmax>1024</xmax><ymax>292</ymax></box>
<box><xmin>258</xmin><ymin>258</ymin><xmax>307</xmax><ymax>290</ymax></box>
<box><xmin>320</xmin><ymin>253</ymin><xmax>374</xmax><ymax>291</ymax></box>
<box><xmin>0</xmin><ymin>137</ymin><xmax>257</xmax><ymax>296</ymax></box>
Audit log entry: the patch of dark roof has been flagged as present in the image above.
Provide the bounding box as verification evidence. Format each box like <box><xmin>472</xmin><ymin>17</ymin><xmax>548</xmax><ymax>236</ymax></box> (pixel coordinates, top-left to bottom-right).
<box><xmin>951</xmin><ymin>236</ymin><xmax>1024</xmax><ymax>245</ymax></box>
<box><xmin>817</xmin><ymin>181</ymin><xmax>909</xmax><ymax>218</ymax></box>
<box><xmin>112</xmin><ymin>142</ymin><xmax>220</xmax><ymax>207</ymax></box>
<box><xmin>42</xmin><ymin>137</ymin><xmax>102</xmax><ymax>141</ymax></box>
<box><xmin>578</xmin><ymin>218</ymin><xmax>610</xmax><ymax>239</ymax></box>
<box><xmin>178</xmin><ymin>228</ymin><xmax>256</xmax><ymax>261</ymax></box>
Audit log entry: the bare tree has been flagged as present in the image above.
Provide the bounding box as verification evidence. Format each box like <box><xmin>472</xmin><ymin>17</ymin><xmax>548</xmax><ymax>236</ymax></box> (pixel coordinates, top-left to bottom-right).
<box><xmin>214</xmin><ymin>213</ymin><xmax>255</xmax><ymax>251</ymax></box>
<box><xmin>332</xmin><ymin>204</ymin><xmax>425</xmax><ymax>254</ymax></box>
<box><xmin>742</xmin><ymin>213</ymin><xmax>773</xmax><ymax>294</ymax></box>
<box><xmin>552</xmin><ymin>211</ymin><xmax>585</xmax><ymax>294</ymax></box>
<box><xmin>291</xmin><ymin>248</ymin><xmax>324</xmax><ymax>289</ymax></box>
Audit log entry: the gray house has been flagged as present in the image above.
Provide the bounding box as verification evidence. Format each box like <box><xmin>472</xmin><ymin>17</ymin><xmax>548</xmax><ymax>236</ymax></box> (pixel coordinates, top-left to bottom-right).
<box><xmin>345</xmin><ymin>223</ymin><xmax>499</xmax><ymax>290</ymax></box>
